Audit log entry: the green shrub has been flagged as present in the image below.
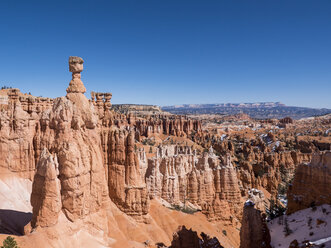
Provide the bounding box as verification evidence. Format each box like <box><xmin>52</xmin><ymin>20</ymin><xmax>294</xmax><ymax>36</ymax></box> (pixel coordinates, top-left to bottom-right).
<box><xmin>277</xmin><ymin>184</ymin><xmax>287</xmax><ymax>195</ymax></box>
<box><xmin>283</xmin><ymin>217</ymin><xmax>292</xmax><ymax>236</ymax></box>
<box><xmin>267</xmin><ymin>199</ymin><xmax>286</xmax><ymax>220</ymax></box>
<box><xmin>1</xmin><ymin>236</ymin><xmax>19</xmax><ymax>248</ymax></box>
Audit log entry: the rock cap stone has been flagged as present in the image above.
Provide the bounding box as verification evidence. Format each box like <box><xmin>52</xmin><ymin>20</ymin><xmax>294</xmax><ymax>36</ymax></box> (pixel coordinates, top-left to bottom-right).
<box><xmin>67</xmin><ymin>56</ymin><xmax>86</xmax><ymax>94</ymax></box>
<box><xmin>69</xmin><ymin>56</ymin><xmax>84</xmax><ymax>73</ymax></box>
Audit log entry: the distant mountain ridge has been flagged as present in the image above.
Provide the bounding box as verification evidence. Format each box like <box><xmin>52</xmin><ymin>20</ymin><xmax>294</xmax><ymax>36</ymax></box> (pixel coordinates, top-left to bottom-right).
<box><xmin>162</xmin><ymin>102</ymin><xmax>331</xmax><ymax>119</ymax></box>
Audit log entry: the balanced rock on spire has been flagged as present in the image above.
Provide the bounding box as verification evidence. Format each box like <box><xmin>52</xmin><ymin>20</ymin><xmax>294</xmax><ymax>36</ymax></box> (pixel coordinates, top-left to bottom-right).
<box><xmin>66</xmin><ymin>56</ymin><xmax>86</xmax><ymax>94</ymax></box>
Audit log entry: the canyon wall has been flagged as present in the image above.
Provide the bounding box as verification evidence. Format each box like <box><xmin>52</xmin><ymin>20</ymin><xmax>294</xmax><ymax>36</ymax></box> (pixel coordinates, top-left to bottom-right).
<box><xmin>287</xmin><ymin>151</ymin><xmax>331</xmax><ymax>214</ymax></box>
<box><xmin>146</xmin><ymin>146</ymin><xmax>243</xmax><ymax>225</ymax></box>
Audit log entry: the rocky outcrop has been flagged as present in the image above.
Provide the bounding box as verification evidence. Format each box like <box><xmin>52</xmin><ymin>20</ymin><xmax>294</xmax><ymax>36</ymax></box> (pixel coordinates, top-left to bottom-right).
<box><xmin>0</xmin><ymin>88</ymin><xmax>53</xmax><ymax>113</ymax></box>
<box><xmin>240</xmin><ymin>200</ymin><xmax>271</xmax><ymax>248</ymax></box>
<box><xmin>30</xmin><ymin>148</ymin><xmax>61</xmax><ymax>228</ymax></box>
<box><xmin>66</xmin><ymin>56</ymin><xmax>86</xmax><ymax>94</ymax></box>
<box><xmin>105</xmin><ymin>129</ymin><xmax>149</xmax><ymax>218</ymax></box>
<box><xmin>247</xmin><ymin>189</ymin><xmax>266</xmax><ymax>212</ymax></box>
<box><xmin>0</xmin><ymin>99</ymin><xmax>38</xmax><ymax>178</ymax></box>
<box><xmin>287</xmin><ymin>151</ymin><xmax>331</xmax><ymax>214</ymax></box>
<box><xmin>170</xmin><ymin>225</ymin><xmax>224</xmax><ymax>248</ymax></box>
<box><xmin>133</xmin><ymin>116</ymin><xmax>202</xmax><ymax>138</ymax></box>
<box><xmin>236</xmin><ymin>150</ymin><xmax>311</xmax><ymax>197</ymax></box>
<box><xmin>112</xmin><ymin>104</ymin><xmax>163</xmax><ymax>115</ymax></box>
<box><xmin>191</xmin><ymin>129</ymin><xmax>315</xmax><ymax>202</ymax></box>
<box><xmin>90</xmin><ymin>91</ymin><xmax>112</xmax><ymax>115</ymax></box>
<box><xmin>29</xmin><ymin>57</ymin><xmax>109</xmax><ymax>229</ymax></box>
<box><xmin>146</xmin><ymin>146</ymin><xmax>243</xmax><ymax>224</ymax></box>
<box><xmin>31</xmin><ymin>108</ymin><xmax>108</xmax><ymax>225</ymax></box>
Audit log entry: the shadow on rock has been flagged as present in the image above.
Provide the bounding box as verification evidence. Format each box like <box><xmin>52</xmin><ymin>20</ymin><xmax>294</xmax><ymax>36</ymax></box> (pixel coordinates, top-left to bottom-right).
<box><xmin>0</xmin><ymin>209</ymin><xmax>32</xmax><ymax>235</ymax></box>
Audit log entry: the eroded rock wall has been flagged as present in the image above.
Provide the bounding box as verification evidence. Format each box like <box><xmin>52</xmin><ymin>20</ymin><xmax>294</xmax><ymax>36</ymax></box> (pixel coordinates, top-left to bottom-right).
<box><xmin>239</xmin><ymin>191</ymin><xmax>271</xmax><ymax>248</ymax></box>
<box><xmin>103</xmin><ymin>129</ymin><xmax>149</xmax><ymax>218</ymax></box>
<box><xmin>287</xmin><ymin>151</ymin><xmax>331</xmax><ymax>214</ymax></box>
<box><xmin>146</xmin><ymin>146</ymin><xmax>243</xmax><ymax>225</ymax></box>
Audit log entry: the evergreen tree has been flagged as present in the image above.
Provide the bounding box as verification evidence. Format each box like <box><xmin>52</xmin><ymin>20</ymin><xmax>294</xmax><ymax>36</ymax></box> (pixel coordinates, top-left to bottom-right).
<box><xmin>283</xmin><ymin>217</ymin><xmax>292</xmax><ymax>236</ymax></box>
<box><xmin>1</xmin><ymin>236</ymin><xmax>19</xmax><ymax>248</ymax></box>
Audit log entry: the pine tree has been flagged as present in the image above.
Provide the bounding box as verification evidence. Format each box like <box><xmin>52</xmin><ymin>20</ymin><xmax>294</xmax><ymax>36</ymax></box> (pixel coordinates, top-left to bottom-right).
<box><xmin>1</xmin><ymin>236</ymin><xmax>19</xmax><ymax>248</ymax></box>
<box><xmin>283</xmin><ymin>217</ymin><xmax>292</xmax><ymax>236</ymax></box>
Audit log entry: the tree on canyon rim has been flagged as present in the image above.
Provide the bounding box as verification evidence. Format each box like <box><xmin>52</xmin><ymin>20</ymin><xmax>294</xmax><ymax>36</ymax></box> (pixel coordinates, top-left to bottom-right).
<box><xmin>1</xmin><ymin>236</ymin><xmax>19</xmax><ymax>248</ymax></box>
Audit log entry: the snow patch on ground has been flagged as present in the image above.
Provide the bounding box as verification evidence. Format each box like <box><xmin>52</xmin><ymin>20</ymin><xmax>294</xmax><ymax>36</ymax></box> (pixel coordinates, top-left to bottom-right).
<box><xmin>268</xmin><ymin>204</ymin><xmax>331</xmax><ymax>248</ymax></box>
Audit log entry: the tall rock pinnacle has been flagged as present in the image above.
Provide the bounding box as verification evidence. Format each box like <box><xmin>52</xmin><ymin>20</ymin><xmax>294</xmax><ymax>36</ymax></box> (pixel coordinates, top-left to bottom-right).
<box><xmin>65</xmin><ymin>56</ymin><xmax>96</xmax><ymax>127</ymax></box>
<box><xmin>66</xmin><ymin>56</ymin><xmax>86</xmax><ymax>94</ymax></box>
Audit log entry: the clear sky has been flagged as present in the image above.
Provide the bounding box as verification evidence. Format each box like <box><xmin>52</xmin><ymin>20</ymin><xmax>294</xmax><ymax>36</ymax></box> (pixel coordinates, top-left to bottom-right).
<box><xmin>0</xmin><ymin>1</ymin><xmax>330</xmax><ymax>108</ymax></box>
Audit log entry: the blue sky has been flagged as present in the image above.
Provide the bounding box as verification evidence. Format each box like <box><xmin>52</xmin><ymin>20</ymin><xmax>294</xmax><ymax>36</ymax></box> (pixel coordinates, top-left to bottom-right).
<box><xmin>0</xmin><ymin>1</ymin><xmax>330</xmax><ymax>108</ymax></box>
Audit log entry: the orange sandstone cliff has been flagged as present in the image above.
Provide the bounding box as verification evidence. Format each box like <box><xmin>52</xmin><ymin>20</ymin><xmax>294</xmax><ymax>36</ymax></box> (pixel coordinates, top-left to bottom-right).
<box><xmin>287</xmin><ymin>151</ymin><xmax>331</xmax><ymax>214</ymax></box>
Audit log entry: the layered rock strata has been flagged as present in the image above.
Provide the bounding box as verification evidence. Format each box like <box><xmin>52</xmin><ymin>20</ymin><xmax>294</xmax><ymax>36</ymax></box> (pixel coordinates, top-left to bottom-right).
<box><xmin>191</xmin><ymin>131</ymin><xmax>314</xmax><ymax>200</ymax></box>
<box><xmin>133</xmin><ymin>116</ymin><xmax>201</xmax><ymax>138</ymax></box>
<box><xmin>104</xmin><ymin>129</ymin><xmax>149</xmax><ymax>218</ymax></box>
<box><xmin>30</xmin><ymin>148</ymin><xmax>61</xmax><ymax>228</ymax></box>
<box><xmin>29</xmin><ymin>57</ymin><xmax>129</xmax><ymax>230</ymax></box>
<box><xmin>287</xmin><ymin>151</ymin><xmax>331</xmax><ymax>214</ymax></box>
<box><xmin>3</xmin><ymin>56</ymin><xmax>328</xmax><ymax>247</ymax></box>
<box><xmin>146</xmin><ymin>146</ymin><xmax>243</xmax><ymax>224</ymax></box>
<box><xmin>0</xmin><ymin>98</ymin><xmax>38</xmax><ymax>178</ymax></box>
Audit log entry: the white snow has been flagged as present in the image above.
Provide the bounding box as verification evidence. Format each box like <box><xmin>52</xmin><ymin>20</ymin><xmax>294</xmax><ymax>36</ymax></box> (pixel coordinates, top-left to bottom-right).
<box><xmin>244</xmin><ymin>200</ymin><xmax>255</xmax><ymax>207</ymax></box>
<box><xmin>313</xmin><ymin>236</ymin><xmax>331</xmax><ymax>246</ymax></box>
<box><xmin>268</xmin><ymin>204</ymin><xmax>331</xmax><ymax>248</ymax></box>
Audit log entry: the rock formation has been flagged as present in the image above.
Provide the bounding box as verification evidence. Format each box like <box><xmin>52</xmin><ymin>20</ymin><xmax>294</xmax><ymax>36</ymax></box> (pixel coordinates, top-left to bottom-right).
<box><xmin>30</xmin><ymin>148</ymin><xmax>61</xmax><ymax>228</ymax></box>
<box><xmin>66</xmin><ymin>56</ymin><xmax>86</xmax><ymax>94</ymax></box>
<box><xmin>190</xmin><ymin>127</ymin><xmax>317</xmax><ymax>202</ymax></box>
<box><xmin>112</xmin><ymin>104</ymin><xmax>163</xmax><ymax>115</ymax></box>
<box><xmin>133</xmin><ymin>115</ymin><xmax>202</xmax><ymax>138</ymax></box>
<box><xmin>146</xmin><ymin>146</ymin><xmax>243</xmax><ymax>225</ymax></box>
<box><xmin>29</xmin><ymin>57</ymin><xmax>109</xmax><ymax>229</ymax></box>
<box><xmin>240</xmin><ymin>198</ymin><xmax>271</xmax><ymax>248</ymax></box>
<box><xmin>105</xmin><ymin>129</ymin><xmax>149</xmax><ymax>218</ymax></box>
<box><xmin>1</xmin><ymin>56</ymin><xmax>330</xmax><ymax>247</ymax></box>
<box><xmin>0</xmin><ymin>97</ymin><xmax>38</xmax><ymax>178</ymax></box>
<box><xmin>0</xmin><ymin>88</ymin><xmax>54</xmax><ymax>113</ymax></box>
<box><xmin>90</xmin><ymin>91</ymin><xmax>112</xmax><ymax>115</ymax></box>
<box><xmin>287</xmin><ymin>151</ymin><xmax>331</xmax><ymax>214</ymax></box>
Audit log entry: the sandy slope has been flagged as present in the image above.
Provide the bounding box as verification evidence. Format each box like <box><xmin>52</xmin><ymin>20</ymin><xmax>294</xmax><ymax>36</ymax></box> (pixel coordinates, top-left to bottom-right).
<box><xmin>0</xmin><ymin>171</ymin><xmax>32</xmax><ymax>212</ymax></box>
<box><xmin>108</xmin><ymin>199</ymin><xmax>239</xmax><ymax>248</ymax></box>
<box><xmin>0</xmin><ymin>170</ymin><xmax>32</xmax><ymax>236</ymax></box>
<box><xmin>1</xmin><ymin>199</ymin><xmax>239</xmax><ymax>248</ymax></box>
